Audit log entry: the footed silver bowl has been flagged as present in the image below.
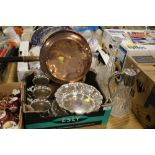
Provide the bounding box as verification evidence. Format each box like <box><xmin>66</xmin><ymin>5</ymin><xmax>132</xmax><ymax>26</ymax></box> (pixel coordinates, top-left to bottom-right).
<box><xmin>33</xmin><ymin>74</ymin><xmax>49</xmax><ymax>85</ymax></box>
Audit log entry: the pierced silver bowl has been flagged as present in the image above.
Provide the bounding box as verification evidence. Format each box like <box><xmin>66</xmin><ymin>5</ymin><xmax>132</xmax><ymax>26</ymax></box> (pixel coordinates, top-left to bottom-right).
<box><xmin>33</xmin><ymin>74</ymin><xmax>49</xmax><ymax>85</ymax></box>
<box><xmin>55</xmin><ymin>82</ymin><xmax>103</xmax><ymax>115</ymax></box>
<box><xmin>27</xmin><ymin>85</ymin><xmax>51</xmax><ymax>99</ymax></box>
<box><xmin>31</xmin><ymin>98</ymin><xmax>51</xmax><ymax>112</ymax></box>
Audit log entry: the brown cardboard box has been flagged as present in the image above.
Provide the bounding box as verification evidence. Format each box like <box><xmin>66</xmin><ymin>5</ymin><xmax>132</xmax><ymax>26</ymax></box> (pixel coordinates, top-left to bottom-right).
<box><xmin>125</xmin><ymin>54</ymin><xmax>155</xmax><ymax>128</ymax></box>
<box><xmin>0</xmin><ymin>82</ymin><xmax>24</xmax><ymax>129</ymax></box>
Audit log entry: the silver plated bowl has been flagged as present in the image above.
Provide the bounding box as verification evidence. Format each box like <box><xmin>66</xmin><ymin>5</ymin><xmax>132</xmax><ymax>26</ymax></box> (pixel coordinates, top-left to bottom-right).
<box><xmin>31</xmin><ymin>98</ymin><xmax>51</xmax><ymax>112</ymax></box>
<box><xmin>30</xmin><ymin>99</ymin><xmax>53</xmax><ymax>118</ymax></box>
<box><xmin>55</xmin><ymin>82</ymin><xmax>103</xmax><ymax>115</ymax></box>
<box><xmin>33</xmin><ymin>74</ymin><xmax>49</xmax><ymax>85</ymax></box>
<box><xmin>27</xmin><ymin>85</ymin><xmax>51</xmax><ymax>99</ymax></box>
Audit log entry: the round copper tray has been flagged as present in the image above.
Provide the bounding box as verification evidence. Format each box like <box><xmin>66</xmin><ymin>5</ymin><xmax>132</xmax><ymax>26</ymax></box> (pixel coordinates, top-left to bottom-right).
<box><xmin>40</xmin><ymin>30</ymin><xmax>92</xmax><ymax>84</ymax></box>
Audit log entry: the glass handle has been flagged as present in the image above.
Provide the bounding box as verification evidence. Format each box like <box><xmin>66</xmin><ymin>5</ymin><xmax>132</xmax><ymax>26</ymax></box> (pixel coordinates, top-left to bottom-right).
<box><xmin>101</xmin><ymin>98</ymin><xmax>113</xmax><ymax>107</ymax></box>
<box><xmin>108</xmin><ymin>71</ymin><xmax>123</xmax><ymax>99</ymax></box>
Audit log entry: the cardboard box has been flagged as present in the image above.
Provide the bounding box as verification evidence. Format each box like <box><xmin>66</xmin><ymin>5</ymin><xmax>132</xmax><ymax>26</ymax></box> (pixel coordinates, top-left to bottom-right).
<box><xmin>19</xmin><ymin>41</ymin><xmax>29</xmax><ymax>56</ymax></box>
<box><xmin>102</xmin><ymin>29</ymin><xmax>155</xmax><ymax>51</ymax></box>
<box><xmin>23</xmin><ymin>106</ymin><xmax>112</xmax><ymax>129</ymax></box>
<box><xmin>23</xmin><ymin>71</ymin><xmax>112</xmax><ymax>129</ymax></box>
<box><xmin>0</xmin><ymin>82</ymin><xmax>24</xmax><ymax>128</ymax></box>
<box><xmin>102</xmin><ymin>29</ymin><xmax>155</xmax><ymax>71</ymax></box>
<box><xmin>116</xmin><ymin>42</ymin><xmax>155</xmax><ymax>70</ymax></box>
<box><xmin>17</xmin><ymin>62</ymin><xmax>29</xmax><ymax>81</ymax></box>
<box><xmin>125</xmin><ymin>54</ymin><xmax>155</xmax><ymax>128</ymax></box>
<box><xmin>102</xmin><ymin>29</ymin><xmax>126</xmax><ymax>51</ymax></box>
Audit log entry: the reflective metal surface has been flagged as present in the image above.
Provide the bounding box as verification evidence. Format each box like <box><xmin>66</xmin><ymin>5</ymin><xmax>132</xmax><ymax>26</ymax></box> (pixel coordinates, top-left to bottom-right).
<box><xmin>55</xmin><ymin>82</ymin><xmax>103</xmax><ymax>115</ymax></box>
<box><xmin>27</xmin><ymin>85</ymin><xmax>51</xmax><ymax>99</ymax></box>
<box><xmin>51</xmin><ymin>100</ymin><xmax>69</xmax><ymax>117</ymax></box>
<box><xmin>31</xmin><ymin>99</ymin><xmax>51</xmax><ymax>112</ymax></box>
<box><xmin>40</xmin><ymin>30</ymin><xmax>92</xmax><ymax>84</ymax></box>
<box><xmin>123</xmin><ymin>68</ymin><xmax>137</xmax><ymax>86</ymax></box>
<box><xmin>33</xmin><ymin>74</ymin><xmax>49</xmax><ymax>85</ymax></box>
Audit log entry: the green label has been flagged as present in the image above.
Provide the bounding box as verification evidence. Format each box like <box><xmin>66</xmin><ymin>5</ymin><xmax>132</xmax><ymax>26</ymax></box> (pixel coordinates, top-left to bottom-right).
<box><xmin>26</xmin><ymin>108</ymin><xmax>112</xmax><ymax>129</ymax></box>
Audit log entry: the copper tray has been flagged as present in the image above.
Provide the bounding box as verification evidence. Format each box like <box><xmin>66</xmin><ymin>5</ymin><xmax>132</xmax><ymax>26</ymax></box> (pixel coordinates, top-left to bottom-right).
<box><xmin>40</xmin><ymin>30</ymin><xmax>92</xmax><ymax>84</ymax></box>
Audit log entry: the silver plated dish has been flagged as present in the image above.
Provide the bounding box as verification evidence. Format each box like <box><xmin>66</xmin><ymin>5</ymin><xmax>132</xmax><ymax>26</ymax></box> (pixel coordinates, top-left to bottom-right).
<box><xmin>55</xmin><ymin>82</ymin><xmax>103</xmax><ymax>115</ymax></box>
<box><xmin>27</xmin><ymin>85</ymin><xmax>51</xmax><ymax>99</ymax></box>
<box><xmin>31</xmin><ymin>98</ymin><xmax>51</xmax><ymax>112</ymax></box>
<box><xmin>33</xmin><ymin>74</ymin><xmax>49</xmax><ymax>85</ymax></box>
<box><xmin>30</xmin><ymin>99</ymin><xmax>52</xmax><ymax>117</ymax></box>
